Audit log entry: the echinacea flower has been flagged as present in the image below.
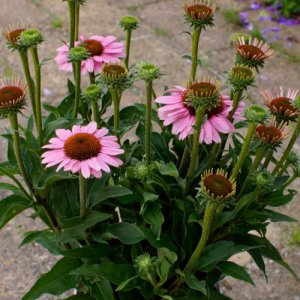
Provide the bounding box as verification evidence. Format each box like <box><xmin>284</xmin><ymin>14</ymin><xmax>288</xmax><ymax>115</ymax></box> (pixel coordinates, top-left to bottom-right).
<box><xmin>42</xmin><ymin>122</ymin><xmax>124</xmax><ymax>178</ymax></box>
<box><xmin>2</xmin><ymin>24</ymin><xmax>30</xmax><ymax>51</ymax></box>
<box><xmin>155</xmin><ymin>86</ymin><xmax>244</xmax><ymax>144</ymax></box>
<box><xmin>55</xmin><ymin>35</ymin><xmax>125</xmax><ymax>74</ymax></box>
<box><xmin>234</xmin><ymin>36</ymin><xmax>273</xmax><ymax>70</ymax></box>
<box><xmin>0</xmin><ymin>78</ymin><xmax>26</xmax><ymax>118</ymax></box>
<box><xmin>261</xmin><ymin>87</ymin><xmax>299</xmax><ymax>122</ymax></box>
<box><xmin>255</xmin><ymin>117</ymin><xmax>291</xmax><ymax>148</ymax></box>
<box><xmin>200</xmin><ymin>168</ymin><xmax>236</xmax><ymax>202</ymax></box>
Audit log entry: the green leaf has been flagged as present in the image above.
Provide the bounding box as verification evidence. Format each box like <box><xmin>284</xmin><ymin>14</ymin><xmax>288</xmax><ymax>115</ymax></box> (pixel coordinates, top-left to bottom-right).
<box><xmin>89</xmin><ymin>186</ymin><xmax>132</xmax><ymax>208</ymax></box>
<box><xmin>185</xmin><ymin>275</ymin><xmax>207</xmax><ymax>295</ymax></box>
<box><xmin>72</xmin><ymin>264</ymin><xmax>135</xmax><ymax>285</ymax></box>
<box><xmin>103</xmin><ymin>222</ymin><xmax>145</xmax><ymax>245</ymax></box>
<box><xmin>116</xmin><ymin>276</ymin><xmax>140</xmax><ymax>292</ymax></box>
<box><xmin>60</xmin><ymin>244</ymin><xmax>113</xmax><ymax>259</ymax></box>
<box><xmin>155</xmin><ymin>162</ymin><xmax>179</xmax><ymax>177</ymax></box>
<box><xmin>262</xmin><ymin>189</ymin><xmax>296</xmax><ymax>207</ymax></box>
<box><xmin>19</xmin><ymin>230</ymin><xmax>46</xmax><ymax>247</ymax></box>
<box><xmin>65</xmin><ymin>295</ymin><xmax>95</xmax><ymax>300</ymax></box>
<box><xmin>157</xmin><ymin>247</ymin><xmax>178</xmax><ymax>285</ymax></box>
<box><xmin>0</xmin><ymin>182</ymin><xmax>19</xmax><ymax>192</ymax></box>
<box><xmin>90</xmin><ymin>280</ymin><xmax>116</xmax><ymax>300</ymax></box>
<box><xmin>217</xmin><ymin>261</ymin><xmax>255</xmax><ymax>285</ymax></box>
<box><xmin>22</xmin><ymin>257</ymin><xmax>81</xmax><ymax>300</ymax></box>
<box><xmin>0</xmin><ymin>195</ymin><xmax>31</xmax><ymax>229</ymax></box>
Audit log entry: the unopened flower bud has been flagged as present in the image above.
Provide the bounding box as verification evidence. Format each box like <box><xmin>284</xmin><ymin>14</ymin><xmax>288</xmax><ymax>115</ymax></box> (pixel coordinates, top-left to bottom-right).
<box><xmin>69</xmin><ymin>46</ymin><xmax>89</xmax><ymax>63</ymax></box>
<box><xmin>293</xmin><ymin>165</ymin><xmax>300</xmax><ymax>177</ymax></box>
<box><xmin>287</xmin><ymin>151</ymin><xmax>299</xmax><ymax>166</ymax></box>
<box><xmin>135</xmin><ymin>253</ymin><xmax>156</xmax><ymax>274</ymax></box>
<box><xmin>255</xmin><ymin>170</ymin><xmax>274</xmax><ymax>190</ymax></box>
<box><xmin>119</xmin><ymin>15</ymin><xmax>139</xmax><ymax>30</ymax></box>
<box><xmin>127</xmin><ymin>163</ymin><xmax>150</xmax><ymax>181</ymax></box>
<box><xmin>83</xmin><ymin>84</ymin><xmax>101</xmax><ymax>102</ymax></box>
<box><xmin>228</xmin><ymin>64</ymin><xmax>255</xmax><ymax>91</ymax></box>
<box><xmin>136</xmin><ymin>61</ymin><xmax>161</xmax><ymax>82</ymax></box>
<box><xmin>244</xmin><ymin>104</ymin><xmax>267</xmax><ymax>123</ymax></box>
<box><xmin>18</xmin><ymin>28</ymin><xmax>44</xmax><ymax>48</ymax></box>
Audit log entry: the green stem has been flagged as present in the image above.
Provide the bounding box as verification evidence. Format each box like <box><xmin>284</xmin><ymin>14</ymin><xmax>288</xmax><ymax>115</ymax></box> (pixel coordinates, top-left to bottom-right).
<box><xmin>79</xmin><ymin>172</ymin><xmax>86</xmax><ymax>217</ymax></box>
<box><xmin>230</xmin><ymin>122</ymin><xmax>257</xmax><ymax>180</ymax></box>
<box><xmin>207</xmin><ymin>143</ymin><xmax>219</xmax><ymax>169</ymax></box>
<box><xmin>277</xmin><ymin>159</ymin><xmax>290</xmax><ymax>177</ymax></box>
<box><xmin>185</xmin><ymin>108</ymin><xmax>206</xmax><ymax>193</ymax></box>
<box><xmin>228</xmin><ymin>89</ymin><xmax>243</xmax><ymax>121</ymax></box>
<box><xmin>30</xmin><ymin>47</ymin><xmax>43</xmax><ymax>147</ymax></box>
<box><xmin>8</xmin><ymin>113</ymin><xmax>34</xmax><ymax>194</ymax></box>
<box><xmin>74</xmin><ymin>4</ymin><xmax>80</xmax><ymax>41</ymax></box>
<box><xmin>283</xmin><ymin>173</ymin><xmax>297</xmax><ymax>189</ymax></box>
<box><xmin>146</xmin><ymin>81</ymin><xmax>153</xmax><ymax>164</ymax></box>
<box><xmin>68</xmin><ymin>0</ymin><xmax>76</xmax><ymax>48</ymax></box>
<box><xmin>273</xmin><ymin>115</ymin><xmax>300</xmax><ymax>175</ymax></box>
<box><xmin>124</xmin><ymin>29</ymin><xmax>132</xmax><ymax>69</ymax></box>
<box><xmin>184</xmin><ymin>201</ymin><xmax>216</xmax><ymax>274</ymax></box>
<box><xmin>72</xmin><ymin>61</ymin><xmax>81</xmax><ymax>118</ymax></box>
<box><xmin>190</xmin><ymin>27</ymin><xmax>201</xmax><ymax>82</ymax></box>
<box><xmin>89</xmin><ymin>72</ymin><xmax>99</xmax><ymax>123</ymax></box>
<box><xmin>179</xmin><ymin>145</ymin><xmax>190</xmax><ymax>176</ymax></box>
<box><xmin>238</xmin><ymin>147</ymin><xmax>265</xmax><ymax>197</ymax></box>
<box><xmin>111</xmin><ymin>89</ymin><xmax>120</xmax><ymax>141</ymax></box>
<box><xmin>18</xmin><ymin>50</ymin><xmax>37</xmax><ymax>124</ymax></box>
<box><xmin>262</xmin><ymin>149</ymin><xmax>273</xmax><ymax>169</ymax></box>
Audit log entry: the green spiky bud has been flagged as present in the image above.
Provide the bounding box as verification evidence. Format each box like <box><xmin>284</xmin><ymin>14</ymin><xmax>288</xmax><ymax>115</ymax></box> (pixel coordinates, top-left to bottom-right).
<box><xmin>127</xmin><ymin>163</ymin><xmax>150</xmax><ymax>181</ymax></box>
<box><xmin>255</xmin><ymin>170</ymin><xmax>274</xmax><ymax>190</ymax></box>
<box><xmin>119</xmin><ymin>15</ymin><xmax>139</xmax><ymax>30</ymax></box>
<box><xmin>293</xmin><ymin>165</ymin><xmax>300</xmax><ymax>177</ymax></box>
<box><xmin>136</xmin><ymin>61</ymin><xmax>161</xmax><ymax>82</ymax></box>
<box><xmin>82</xmin><ymin>84</ymin><xmax>102</xmax><ymax>102</ymax></box>
<box><xmin>135</xmin><ymin>253</ymin><xmax>157</xmax><ymax>275</ymax></box>
<box><xmin>244</xmin><ymin>104</ymin><xmax>268</xmax><ymax>123</ymax></box>
<box><xmin>69</xmin><ymin>46</ymin><xmax>89</xmax><ymax>63</ymax></box>
<box><xmin>18</xmin><ymin>28</ymin><xmax>44</xmax><ymax>48</ymax></box>
<box><xmin>228</xmin><ymin>64</ymin><xmax>255</xmax><ymax>91</ymax></box>
<box><xmin>287</xmin><ymin>151</ymin><xmax>299</xmax><ymax>166</ymax></box>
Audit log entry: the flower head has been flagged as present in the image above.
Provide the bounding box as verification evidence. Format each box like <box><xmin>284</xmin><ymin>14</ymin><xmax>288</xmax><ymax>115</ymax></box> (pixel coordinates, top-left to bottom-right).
<box><xmin>200</xmin><ymin>168</ymin><xmax>236</xmax><ymax>202</ymax></box>
<box><xmin>2</xmin><ymin>25</ymin><xmax>30</xmax><ymax>51</ymax></box>
<box><xmin>254</xmin><ymin>170</ymin><xmax>274</xmax><ymax>190</ymax></box>
<box><xmin>0</xmin><ymin>78</ymin><xmax>26</xmax><ymax>118</ymax></box>
<box><xmin>136</xmin><ymin>61</ymin><xmax>161</xmax><ymax>82</ymax></box>
<box><xmin>244</xmin><ymin>104</ymin><xmax>268</xmax><ymax>123</ymax></box>
<box><xmin>228</xmin><ymin>64</ymin><xmax>255</xmax><ymax>91</ymax></box>
<box><xmin>234</xmin><ymin>36</ymin><xmax>273</xmax><ymax>70</ymax></box>
<box><xmin>184</xmin><ymin>0</ymin><xmax>215</xmax><ymax>29</ymax></box>
<box><xmin>42</xmin><ymin>122</ymin><xmax>124</xmax><ymax>178</ymax></box>
<box><xmin>287</xmin><ymin>151</ymin><xmax>299</xmax><ymax>167</ymax></box>
<box><xmin>230</xmin><ymin>32</ymin><xmax>251</xmax><ymax>46</ymax></box>
<box><xmin>156</xmin><ymin>86</ymin><xmax>244</xmax><ymax>144</ymax></box>
<box><xmin>55</xmin><ymin>35</ymin><xmax>125</xmax><ymax>74</ymax></box>
<box><xmin>255</xmin><ymin>117</ymin><xmax>291</xmax><ymax>149</ymax></box>
<box><xmin>69</xmin><ymin>46</ymin><xmax>90</xmax><ymax>63</ymax></box>
<box><xmin>82</xmin><ymin>84</ymin><xmax>102</xmax><ymax>102</ymax></box>
<box><xmin>18</xmin><ymin>28</ymin><xmax>44</xmax><ymax>48</ymax></box>
<box><xmin>261</xmin><ymin>87</ymin><xmax>299</xmax><ymax>122</ymax></box>
<box><xmin>119</xmin><ymin>15</ymin><xmax>139</xmax><ymax>30</ymax></box>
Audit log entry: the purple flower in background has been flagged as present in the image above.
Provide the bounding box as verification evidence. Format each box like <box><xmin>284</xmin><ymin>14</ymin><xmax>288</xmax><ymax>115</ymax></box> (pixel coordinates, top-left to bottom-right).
<box><xmin>277</xmin><ymin>17</ymin><xmax>300</xmax><ymax>26</ymax></box>
<box><xmin>250</xmin><ymin>1</ymin><xmax>261</xmax><ymax>11</ymax></box>
<box><xmin>259</xmin><ymin>15</ymin><xmax>272</xmax><ymax>22</ymax></box>
<box><xmin>240</xmin><ymin>11</ymin><xmax>253</xmax><ymax>30</ymax></box>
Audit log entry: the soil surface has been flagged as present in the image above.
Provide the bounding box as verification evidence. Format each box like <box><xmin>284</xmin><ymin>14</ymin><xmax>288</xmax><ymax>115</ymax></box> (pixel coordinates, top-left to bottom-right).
<box><xmin>0</xmin><ymin>0</ymin><xmax>300</xmax><ymax>299</ymax></box>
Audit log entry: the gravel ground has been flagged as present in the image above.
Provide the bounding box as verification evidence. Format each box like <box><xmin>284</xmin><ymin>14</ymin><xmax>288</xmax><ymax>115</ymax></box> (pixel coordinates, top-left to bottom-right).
<box><xmin>0</xmin><ymin>0</ymin><xmax>300</xmax><ymax>299</ymax></box>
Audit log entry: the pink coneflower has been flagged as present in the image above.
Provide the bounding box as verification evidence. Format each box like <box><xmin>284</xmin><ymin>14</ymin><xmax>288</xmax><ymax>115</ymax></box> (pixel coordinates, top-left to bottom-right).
<box><xmin>42</xmin><ymin>122</ymin><xmax>124</xmax><ymax>178</ymax></box>
<box><xmin>55</xmin><ymin>35</ymin><xmax>125</xmax><ymax>74</ymax></box>
<box><xmin>155</xmin><ymin>86</ymin><xmax>244</xmax><ymax>144</ymax></box>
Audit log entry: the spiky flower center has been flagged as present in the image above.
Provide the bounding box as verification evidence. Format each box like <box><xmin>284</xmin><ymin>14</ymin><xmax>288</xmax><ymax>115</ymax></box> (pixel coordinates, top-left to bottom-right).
<box><xmin>64</xmin><ymin>133</ymin><xmax>101</xmax><ymax>161</ymax></box>
<box><xmin>6</xmin><ymin>29</ymin><xmax>25</xmax><ymax>44</ymax></box>
<box><xmin>0</xmin><ymin>86</ymin><xmax>24</xmax><ymax>103</ymax></box>
<box><xmin>239</xmin><ymin>45</ymin><xmax>264</xmax><ymax>59</ymax></box>
<box><xmin>256</xmin><ymin>125</ymin><xmax>282</xmax><ymax>143</ymax></box>
<box><xmin>81</xmin><ymin>39</ymin><xmax>103</xmax><ymax>56</ymax></box>
<box><xmin>232</xmin><ymin>66</ymin><xmax>253</xmax><ymax>78</ymax></box>
<box><xmin>103</xmin><ymin>64</ymin><xmax>126</xmax><ymax>77</ymax></box>
<box><xmin>187</xmin><ymin>4</ymin><xmax>213</xmax><ymax>19</ymax></box>
<box><xmin>190</xmin><ymin>82</ymin><xmax>217</xmax><ymax>97</ymax></box>
<box><xmin>203</xmin><ymin>174</ymin><xmax>233</xmax><ymax>198</ymax></box>
<box><xmin>270</xmin><ymin>97</ymin><xmax>297</xmax><ymax>115</ymax></box>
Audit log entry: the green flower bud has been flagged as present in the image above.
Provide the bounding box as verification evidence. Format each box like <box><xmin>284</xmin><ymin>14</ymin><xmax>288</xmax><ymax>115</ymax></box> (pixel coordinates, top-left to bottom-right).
<box><xmin>127</xmin><ymin>163</ymin><xmax>150</xmax><ymax>181</ymax></box>
<box><xmin>255</xmin><ymin>170</ymin><xmax>274</xmax><ymax>190</ymax></box>
<box><xmin>119</xmin><ymin>15</ymin><xmax>139</xmax><ymax>30</ymax></box>
<box><xmin>136</xmin><ymin>61</ymin><xmax>161</xmax><ymax>82</ymax></box>
<box><xmin>244</xmin><ymin>104</ymin><xmax>268</xmax><ymax>123</ymax></box>
<box><xmin>287</xmin><ymin>151</ymin><xmax>299</xmax><ymax>166</ymax></box>
<box><xmin>135</xmin><ymin>253</ymin><xmax>157</xmax><ymax>274</ymax></box>
<box><xmin>69</xmin><ymin>46</ymin><xmax>89</xmax><ymax>63</ymax></box>
<box><xmin>293</xmin><ymin>165</ymin><xmax>300</xmax><ymax>177</ymax></box>
<box><xmin>228</xmin><ymin>64</ymin><xmax>255</xmax><ymax>91</ymax></box>
<box><xmin>82</xmin><ymin>84</ymin><xmax>101</xmax><ymax>102</ymax></box>
<box><xmin>18</xmin><ymin>28</ymin><xmax>44</xmax><ymax>48</ymax></box>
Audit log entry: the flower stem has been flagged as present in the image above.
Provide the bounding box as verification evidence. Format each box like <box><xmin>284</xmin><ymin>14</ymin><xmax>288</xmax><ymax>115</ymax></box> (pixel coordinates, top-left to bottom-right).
<box><xmin>72</xmin><ymin>61</ymin><xmax>81</xmax><ymax>118</ymax></box>
<box><xmin>238</xmin><ymin>147</ymin><xmax>266</xmax><ymax>197</ymax></box>
<box><xmin>185</xmin><ymin>108</ymin><xmax>206</xmax><ymax>193</ymax></box>
<box><xmin>277</xmin><ymin>159</ymin><xmax>290</xmax><ymax>177</ymax></box>
<box><xmin>146</xmin><ymin>81</ymin><xmax>153</xmax><ymax>164</ymax></box>
<box><xmin>8</xmin><ymin>113</ymin><xmax>34</xmax><ymax>194</ymax></box>
<box><xmin>30</xmin><ymin>47</ymin><xmax>43</xmax><ymax>148</ymax></box>
<box><xmin>68</xmin><ymin>0</ymin><xmax>76</xmax><ymax>48</ymax></box>
<box><xmin>190</xmin><ymin>27</ymin><xmax>201</xmax><ymax>82</ymax></box>
<box><xmin>262</xmin><ymin>149</ymin><xmax>273</xmax><ymax>169</ymax></box>
<box><xmin>18</xmin><ymin>50</ymin><xmax>37</xmax><ymax>124</ymax></box>
<box><xmin>111</xmin><ymin>89</ymin><xmax>120</xmax><ymax>141</ymax></box>
<box><xmin>184</xmin><ymin>201</ymin><xmax>216</xmax><ymax>274</ymax></box>
<box><xmin>79</xmin><ymin>172</ymin><xmax>86</xmax><ymax>217</ymax></box>
<box><xmin>230</xmin><ymin>122</ymin><xmax>257</xmax><ymax>180</ymax></box>
<box><xmin>124</xmin><ymin>29</ymin><xmax>132</xmax><ymax>69</ymax></box>
<box><xmin>228</xmin><ymin>89</ymin><xmax>243</xmax><ymax>121</ymax></box>
<box><xmin>179</xmin><ymin>145</ymin><xmax>190</xmax><ymax>176</ymax></box>
<box><xmin>207</xmin><ymin>143</ymin><xmax>219</xmax><ymax>169</ymax></box>
<box><xmin>89</xmin><ymin>72</ymin><xmax>99</xmax><ymax>123</ymax></box>
<box><xmin>74</xmin><ymin>4</ymin><xmax>80</xmax><ymax>41</ymax></box>
<box><xmin>272</xmin><ymin>115</ymin><xmax>300</xmax><ymax>175</ymax></box>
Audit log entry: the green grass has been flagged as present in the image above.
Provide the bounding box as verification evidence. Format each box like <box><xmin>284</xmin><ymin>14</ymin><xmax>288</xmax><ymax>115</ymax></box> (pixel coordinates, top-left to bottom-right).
<box><xmin>221</xmin><ymin>8</ymin><xmax>243</xmax><ymax>26</ymax></box>
<box><xmin>52</xmin><ymin>17</ymin><xmax>63</xmax><ymax>29</ymax></box>
<box><xmin>154</xmin><ymin>27</ymin><xmax>169</xmax><ymax>37</ymax></box>
<box><xmin>127</xmin><ymin>4</ymin><xmax>143</xmax><ymax>13</ymax></box>
<box><xmin>290</xmin><ymin>226</ymin><xmax>300</xmax><ymax>246</ymax></box>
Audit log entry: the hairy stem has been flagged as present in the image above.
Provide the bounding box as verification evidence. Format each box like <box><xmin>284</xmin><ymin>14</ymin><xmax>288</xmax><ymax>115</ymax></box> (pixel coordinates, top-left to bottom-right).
<box><xmin>146</xmin><ymin>81</ymin><xmax>153</xmax><ymax>164</ymax></box>
<box><xmin>68</xmin><ymin>0</ymin><xmax>76</xmax><ymax>48</ymax></box>
<box><xmin>190</xmin><ymin>27</ymin><xmax>202</xmax><ymax>82</ymax></box>
<box><xmin>111</xmin><ymin>89</ymin><xmax>120</xmax><ymax>141</ymax></box>
<box><xmin>79</xmin><ymin>172</ymin><xmax>86</xmax><ymax>217</ymax></box>
<box><xmin>124</xmin><ymin>29</ymin><xmax>132</xmax><ymax>69</ymax></box>
<box><xmin>72</xmin><ymin>61</ymin><xmax>82</xmax><ymax>118</ymax></box>
<box><xmin>74</xmin><ymin>4</ymin><xmax>80</xmax><ymax>41</ymax></box>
